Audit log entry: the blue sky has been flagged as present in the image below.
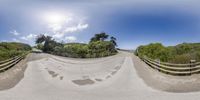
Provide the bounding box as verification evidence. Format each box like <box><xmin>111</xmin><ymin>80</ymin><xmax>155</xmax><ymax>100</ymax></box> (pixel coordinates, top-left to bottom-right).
<box><xmin>0</xmin><ymin>0</ymin><xmax>200</xmax><ymax>49</ymax></box>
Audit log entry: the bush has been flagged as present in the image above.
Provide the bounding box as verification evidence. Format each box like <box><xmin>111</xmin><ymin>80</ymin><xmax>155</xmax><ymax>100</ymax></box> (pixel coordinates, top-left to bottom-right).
<box><xmin>0</xmin><ymin>42</ymin><xmax>31</xmax><ymax>61</ymax></box>
<box><xmin>36</xmin><ymin>33</ymin><xmax>118</xmax><ymax>58</ymax></box>
<box><xmin>63</xmin><ymin>43</ymin><xmax>88</xmax><ymax>58</ymax></box>
<box><xmin>169</xmin><ymin>54</ymin><xmax>191</xmax><ymax>64</ymax></box>
<box><xmin>50</xmin><ymin>41</ymin><xmax>117</xmax><ymax>58</ymax></box>
<box><xmin>136</xmin><ymin>42</ymin><xmax>200</xmax><ymax>64</ymax></box>
<box><xmin>87</xmin><ymin>41</ymin><xmax>117</xmax><ymax>57</ymax></box>
<box><xmin>136</xmin><ymin>43</ymin><xmax>173</xmax><ymax>62</ymax></box>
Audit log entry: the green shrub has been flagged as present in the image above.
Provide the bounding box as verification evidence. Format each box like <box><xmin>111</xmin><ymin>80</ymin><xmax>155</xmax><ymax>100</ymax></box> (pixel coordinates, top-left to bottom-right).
<box><xmin>50</xmin><ymin>41</ymin><xmax>117</xmax><ymax>58</ymax></box>
<box><xmin>63</xmin><ymin>43</ymin><xmax>88</xmax><ymax>58</ymax></box>
<box><xmin>169</xmin><ymin>54</ymin><xmax>191</xmax><ymax>64</ymax></box>
<box><xmin>36</xmin><ymin>33</ymin><xmax>118</xmax><ymax>58</ymax></box>
<box><xmin>0</xmin><ymin>42</ymin><xmax>31</xmax><ymax>61</ymax></box>
<box><xmin>136</xmin><ymin>43</ymin><xmax>173</xmax><ymax>62</ymax></box>
<box><xmin>136</xmin><ymin>42</ymin><xmax>200</xmax><ymax>64</ymax></box>
<box><xmin>87</xmin><ymin>41</ymin><xmax>117</xmax><ymax>57</ymax></box>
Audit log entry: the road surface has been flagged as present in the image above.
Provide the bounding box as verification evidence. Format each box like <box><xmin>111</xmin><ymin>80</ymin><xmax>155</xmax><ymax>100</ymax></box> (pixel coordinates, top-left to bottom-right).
<box><xmin>1</xmin><ymin>51</ymin><xmax>200</xmax><ymax>100</ymax></box>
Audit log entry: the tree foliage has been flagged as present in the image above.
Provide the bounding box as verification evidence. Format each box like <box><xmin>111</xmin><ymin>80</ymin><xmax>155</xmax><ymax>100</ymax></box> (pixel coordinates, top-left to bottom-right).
<box><xmin>35</xmin><ymin>32</ymin><xmax>118</xmax><ymax>58</ymax></box>
<box><xmin>0</xmin><ymin>42</ymin><xmax>31</xmax><ymax>61</ymax></box>
<box><xmin>35</xmin><ymin>34</ymin><xmax>63</xmax><ymax>53</ymax></box>
<box><xmin>110</xmin><ymin>36</ymin><xmax>117</xmax><ymax>46</ymax></box>
<box><xmin>87</xmin><ymin>41</ymin><xmax>117</xmax><ymax>57</ymax></box>
<box><xmin>136</xmin><ymin>43</ymin><xmax>200</xmax><ymax>64</ymax></box>
<box><xmin>90</xmin><ymin>32</ymin><xmax>109</xmax><ymax>42</ymax></box>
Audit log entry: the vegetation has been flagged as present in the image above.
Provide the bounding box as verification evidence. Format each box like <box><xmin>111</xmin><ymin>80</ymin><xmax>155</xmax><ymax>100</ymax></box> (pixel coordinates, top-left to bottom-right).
<box><xmin>53</xmin><ymin>43</ymin><xmax>88</xmax><ymax>58</ymax></box>
<box><xmin>35</xmin><ymin>32</ymin><xmax>118</xmax><ymax>58</ymax></box>
<box><xmin>90</xmin><ymin>32</ymin><xmax>109</xmax><ymax>42</ymax></box>
<box><xmin>136</xmin><ymin>43</ymin><xmax>200</xmax><ymax>64</ymax></box>
<box><xmin>87</xmin><ymin>41</ymin><xmax>117</xmax><ymax>57</ymax></box>
<box><xmin>0</xmin><ymin>42</ymin><xmax>31</xmax><ymax>61</ymax></box>
<box><xmin>35</xmin><ymin>34</ymin><xmax>63</xmax><ymax>53</ymax></box>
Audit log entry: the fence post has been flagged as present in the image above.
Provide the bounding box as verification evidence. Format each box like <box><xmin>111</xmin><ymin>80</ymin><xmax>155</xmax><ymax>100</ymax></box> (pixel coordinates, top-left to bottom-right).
<box><xmin>190</xmin><ymin>60</ymin><xmax>196</xmax><ymax>75</ymax></box>
<box><xmin>155</xmin><ymin>59</ymin><xmax>160</xmax><ymax>72</ymax></box>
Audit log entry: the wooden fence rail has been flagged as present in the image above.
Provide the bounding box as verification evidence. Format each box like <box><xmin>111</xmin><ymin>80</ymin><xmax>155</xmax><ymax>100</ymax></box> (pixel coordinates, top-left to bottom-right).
<box><xmin>141</xmin><ymin>56</ymin><xmax>200</xmax><ymax>76</ymax></box>
<box><xmin>0</xmin><ymin>53</ymin><xmax>28</xmax><ymax>72</ymax></box>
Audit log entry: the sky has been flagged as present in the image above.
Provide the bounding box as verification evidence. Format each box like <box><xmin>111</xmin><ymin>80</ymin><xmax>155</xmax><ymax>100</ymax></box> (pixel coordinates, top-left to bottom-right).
<box><xmin>0</xmin><ymin>0</ymin><xmax>200</xmax><ymax>49</ymax></box>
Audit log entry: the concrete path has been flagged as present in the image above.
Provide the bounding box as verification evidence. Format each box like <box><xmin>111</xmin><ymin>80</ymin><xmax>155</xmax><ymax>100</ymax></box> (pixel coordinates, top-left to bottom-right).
<box><xmin>1</xmin><ymin>52</ymin><xmax>200</xmax><ymax>100</ymax></box>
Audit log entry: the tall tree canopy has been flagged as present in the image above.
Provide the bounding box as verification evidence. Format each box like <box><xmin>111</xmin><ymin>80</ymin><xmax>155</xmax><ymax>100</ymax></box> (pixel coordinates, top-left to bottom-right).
<box><xmin>90</xmin><ymin>32</ymin><xmax>117</xmax><ymax>47</ymax></box>
<box><xmin>90</xmin><ymin>32</ymin><xmax>109</xmax><ymax>42</ymax></box>
<box><xmin>35</xmin><ymin>34</ymin><xmax>58</xmax><ymax>52</ymax></box>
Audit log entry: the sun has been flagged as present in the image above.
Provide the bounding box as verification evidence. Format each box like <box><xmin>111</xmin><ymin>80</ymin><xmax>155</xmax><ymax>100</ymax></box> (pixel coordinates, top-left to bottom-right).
<box><xmin>44</xmin><ymin>12</ymin><xmax>66</xmax><ymax>24</ymax></box>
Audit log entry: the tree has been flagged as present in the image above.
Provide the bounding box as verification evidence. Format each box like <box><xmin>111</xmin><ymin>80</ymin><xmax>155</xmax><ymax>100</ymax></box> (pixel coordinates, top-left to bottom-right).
<box><xmin>36</xmin><ymin>43</ymin><xmax>43</xmax><ymax>50</ymax></box>
<box><xmin>90</xmin><ymin>32</ymin><xmax>109</xmax><ymax>42</ymax></box>
<box><xmin>35</xmin><ymin>34</ymin><xmax>57</xmax><ymax>52</ymax></box>
<box><xmin>110</xmin><ymin>36</ymin><xmax>117</xmax><ymax>47</ymax></box>
<box><xmin>36</xmin><ymin>34</ymin><xmax>46</xmax><ymax>44</ymax></box>
<box><xmin>88</xmin><ymin>41</ymin><xmax>117</xmax><ymax>57</ymax></box>
<box><xmin>34</xmin><ymin>33</ymin><xmax>118</xmax><ymax>58</ymax></box>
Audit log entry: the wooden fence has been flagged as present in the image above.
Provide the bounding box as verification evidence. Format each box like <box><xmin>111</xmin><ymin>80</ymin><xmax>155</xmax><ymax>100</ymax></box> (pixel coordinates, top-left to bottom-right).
<box><xmin>0</xmin><ymin>53</ymin><xmax>28</xmax><ymax>72</ymax></box>
<box><xmin>141</xmin><ymin>56</ymin><xmax>200</xmax><ymax>76</ymax></box>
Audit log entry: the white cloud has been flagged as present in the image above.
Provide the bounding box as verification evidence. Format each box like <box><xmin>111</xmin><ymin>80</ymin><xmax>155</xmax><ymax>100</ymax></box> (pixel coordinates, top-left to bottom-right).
<box><xmin>64</xmin><ymin>23</ymin><xmax>89</xmax><ymax>33</ymax></box>
<box><xmin>50</xmin><ymin>23</ymin><xmax>88</xmax><ymax>41</ymax></box>
<box><xmin>44</xmin><ymin>12</ymin><xmax>89</xmax><ymax>41</ymax></box>
<box><xmin>10</xmin><ymin>30</ymin><xmax>20</xmax><ymax>36</ymax></box>
<box><xmin>48</xmin><ymin>24</ymin><xmax>62</xmax><ymax>32</ymax></box>
<box><xmin>52</xmin><ymin>33</ymin><xmax>65</xmax><ymax>39</ymax></box>
<box><xmin>46</xmin><ymin>13</ymin><xmax>73</xmax><ymax>32</ymax></box>
<box><xmin>65</xmin><ymin>36</ymin><xmax>77</xmax><ymax>42</ymax></box>
<box><xmin>20</xmin><ymin>34</ymin><xmax>37</xmax><ymax>41</ymax></box>
<box><xmin>51</xmin><ymin>23</ymin><xmax>88</xmax><ymax>40</ymax></box>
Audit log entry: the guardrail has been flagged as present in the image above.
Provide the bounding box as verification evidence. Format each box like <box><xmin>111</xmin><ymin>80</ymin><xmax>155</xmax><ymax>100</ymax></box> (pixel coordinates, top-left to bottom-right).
<box><xmin>141</xmin><ymin>56</ymin><xmax>200</xmax><ymax>76</ymax></box>
<box><xmin>0</xmin><ymin>53</ymin><xmax>28</xmax><ymax>72</ymax></box>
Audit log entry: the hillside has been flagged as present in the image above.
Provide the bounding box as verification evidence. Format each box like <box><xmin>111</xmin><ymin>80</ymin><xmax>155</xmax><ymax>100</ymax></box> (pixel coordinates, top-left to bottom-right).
<box><xmin>0</xmin><ymin>42</ymin><xmax>31</xmax><ymax>61</ymax></box>
<box><xmin>136</xmin><ymin>43</ymin><xmax>200</xmax><ymax>64</ymax></box>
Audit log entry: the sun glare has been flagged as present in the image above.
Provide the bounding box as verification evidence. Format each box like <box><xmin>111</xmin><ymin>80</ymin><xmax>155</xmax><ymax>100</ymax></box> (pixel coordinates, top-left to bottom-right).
<box><xmin>44</xmin><ymin>12</ymin><xmax>66</xmax><ymax>24</ymax></box>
